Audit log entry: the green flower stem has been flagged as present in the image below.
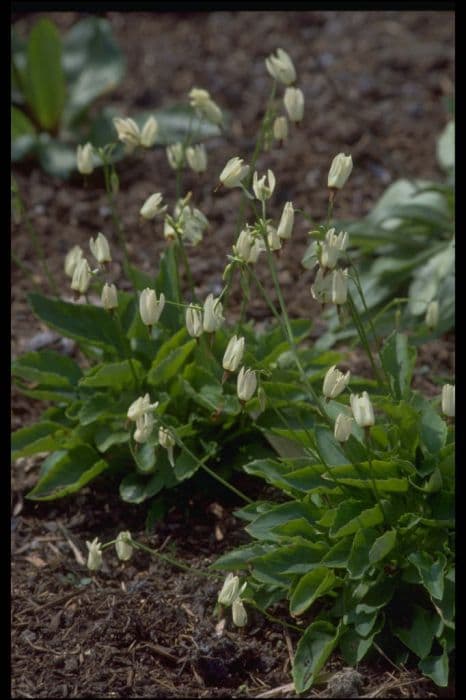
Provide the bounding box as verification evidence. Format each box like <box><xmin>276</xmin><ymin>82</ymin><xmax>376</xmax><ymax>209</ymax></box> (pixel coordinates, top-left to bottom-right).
<box><xmin>112</xmin><ymin>309</ymin><xmax>139</xmax><ymax>390</ymax></box>
<box><xmin>11</xmin><ymin>252</ymin><xmax>40</xmax><ymax>293</ymax></box>
<box><xmin>247</xmin><ymin>600</ymin><xmax>303</xmax><ymax>633</ymax></box>
<box><xmin>174</xmin><ymin>229</ymin><xmax>197</xmax><ymax>301</ymax></box>
<box><xmin>100</xmin><ymin>154</ymin><xmax>131</xmax><ymax>274</ymax></box>
<box><xmin>346</xmin><ymin>292</ymin><xmax>387</xmax><ymax>392</ymax></box>
<box><xmin>365</xmin><ymin>429</ymin><xmax>388</xmax><ymax>523</ymax></box>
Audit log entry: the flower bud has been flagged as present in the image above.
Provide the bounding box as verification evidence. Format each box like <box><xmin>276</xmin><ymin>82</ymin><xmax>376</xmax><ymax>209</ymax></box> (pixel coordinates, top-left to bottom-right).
<box><xmin>350</xmin><ymin>392</ymin><xmax>375</xmax><ymax>428</ymax></box>
<box><xmin>277</xmin><ymin>202</ymin><xmax>294</xmax><ymax>240</ymax></box>
<box><xmin>76</xmin><ymin>143</ymin><xmax>94</xmax><ymax>175</ymax></box>
<box><xmin>203</xmin><ymin>294</ymin><xmax>224</xmax><ymax>333</ymax></box>
<box><xmin>186</xmin><ymin>305</ymin><xmax>203</xmax><ymax>338</ymax></box>
<box><xmin>284</xmin><ymin>86</ymin><xmax>304</xmax><ymax>122</ymax></box>
<box><xmin>127</xmin><ymin>393</ymin><xmax>159</xmax><ymax>421</ymax></box>
<box><xmin>166</xmin><ymin>143</ymin><xmax>185</xmax><ymax>170</ymax></box>
<box><xmin>441</xmin><ymin>384</ymin><xmax>455</xmax><ymax>418</ymax></box>
<box><xmin>189</xmin><ymin>88</ymin><xmax>223</xmax><ymax>125</ymax></box>
<box><xmin>334</xmin><ymin>413</ymin><xmax>353</xmax><ymax>442</ymax></box>
<box><xmin>328</xmin><ymin>153</ymin><xmax>353</xmax><ymax>190</ymax></box>
<box><xmin>64</xmin><ymin>245</ymin><xmax>84</xmax><ymax>278</ymax></box>
<box><xmin>273</xmin><ymin>116</ymin><xmax>288</xmax><ymax>143</ymax></box>
<box><xmin>134</xmin><ymin>412</ymin><xmax>154</xmax><ymax>443</ymax></box>
<box><xmin>218</xmin><ymin>573</ymin><xmax>240</xmax><ymax>606</ymax></box>
<box><xmin>113</xmin><ymin>117</ymin><xmax>141</xmax><ymax>147</ymax></box>
<box><xmin>267</xmin><ymin>224</ymin><xmax>282</xmax><ymax>251</ymax></box>
<box><xmin>252</xmin><ymin>169</ymin><xmax>276</xmax><ymax>201</ymax></box>
<box><xmin>232</xmin><ymin>597</ymin><xmax>248</xmax><ymax>627</ymax></box>
<box><xmin>310</xmin><ymin>268</ymin><xmax>333</xmax><ymax>304</ymax></box>
<box><xmin>219</xmin><ymin>157</ymin><xmax>250</xmax><ymax>188</ymax></box>
<box><xmin>140</xmin><ymin>116</ymin><xmax>158</xmax><ymax>148</ymax></box>
<box><xmin>237</xmin><ymin>366</ymin><xmax>257</xmax><ymax>402</ymax></box>
<box><xmin>140</xmin><ymin>192</ymin><xmax>167</xmax><ymax>220</ymax></box>
<box><xmin>186</xmin><ymin>144</ymin><xmax>208</xmax><ymax>173</ymax></box>
<box><xmin>71</xmin><ymin>257</ymin><xmax>92</xmax><ymax>294</ymax></box>
<box><xmin>323</xmin><ymin>365</ymin><xmax>351</xmax><ymax>399</ymax></box>
<box><xmin>425</xmin><ymin>300</ymin><xmax>439</xmax><ymax>330</ymax></box>
<box><xmin>319</xmin><ymin>228</ymin><xmax>349</xmax><ymax>269</ymax></box>
<box><xmin>265</xmin><ymin>48</ymin><xmax>296</xmax><ymax>85</ymax></box>
<box><xmin>233</xmin><ymin>226</ymin><xmax>264</xmax><ymax>264</ymax></box>
<box><xmin>331</xmin><ymin>269</ymin><xmax>348</xmax><ymax>305</ymax></box>
<box><xmin>89</xmin><ymin>232</ymin><xmax>111</xmax><ymax>264</ymax></box>
<box><xmin>223</xmin><ymin>335</ymin><xmax>245</xmax><ymax>372</ymax></box>
<box><xmin>86</xmin><ymin>537</ymin><xmax>103</xmax><ymax>571</ymax></box>
<box><xmin>101</xmin><ymin>282</ymin><xmax>118</xmax><ymax>311</ymax></box>
<box><xmin>139</xmin><ymin>288</ymin><xmax>165</xmax><ymax>326</ymax></box>
<box><xmin>159</xmin><ymin>427</ymin><xmax>176</xmax><ymax>466</ymax></box>
<box><xmin>115</xmin><ymin>531</ymin><xmax>133</xmax><ymax>561</ymax></box>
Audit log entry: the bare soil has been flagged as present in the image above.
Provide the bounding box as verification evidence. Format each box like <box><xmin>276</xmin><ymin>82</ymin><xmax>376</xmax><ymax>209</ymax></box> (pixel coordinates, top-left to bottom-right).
<box><xmin>11</xmin><ymin>10</ymin><xmax>455</xmax><ymax>698</ymax></box>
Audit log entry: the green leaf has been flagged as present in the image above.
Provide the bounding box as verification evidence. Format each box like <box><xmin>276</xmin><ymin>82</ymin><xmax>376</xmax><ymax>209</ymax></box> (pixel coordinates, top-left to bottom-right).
<box><xmin>292</xmin><ymin>620</ymin><xmax>341</xmax><ymax>693</ymax></box>
<box><xmin>155</xmin><ymin>246</ymin><xmax>182</xmax><ymax>331</ymax></box>
<box><xmin>210</xmin><ymin>543</ymin><xmax>270</xmax><ymax>571</ymax></box>
<box><xmin>147</xmin><ymin>340</ymin><xmax>196</xmax><ymax>387</ymax></box>
<box><xmin>134</xmin><ymin>443</ymin><xmax>156</xmax><ymax>473</ymax></box>
<box><xmin>316</xmin><ymin>426</ymin><xmax>351</xmax><ymax>466</ymax></box>
<box><xmin>12</xmin><ymin>349</ymin><xmax>82</xmax><ymax>387</ymax></box>
<box><xmin>28</xmin><ymin>293</ymin><xmax>126</xmax><ymax>355</ymax></box>
<box><xmin>94</xmin><ymin>427</ymin><xmax>129</xmax><ymax>453</ymax></box>
<box><xmin>77</xmin><ymin>394</ymin><xmax>129</xmax><ymax>425</ymax></box>
<box><xmin>417</xmin><ymin>398</ymin><xmax>447</xmax><ymax>454</ymax></box>
<box><xmin>290</xmin><ymin>568</ymin><xmax>336</xmax><ymax>616</ymax></box>
<box><xmin>252</xmin><ymin>542</ymin><xmax>327</xmax><ymax>585</ymax></box>
<box><xmin>320</xmin><ymin>537</ymin><xmax>353</xmax><ymax>567</ymax></box>
<box><xmin>394</xmin><ymin>605</ymin><xmax>439</xmax><ymax>660</ymax></box>
<box><xmin>418</xmin><ymin>643</ymin><xmax>449</xmax><ymax>687</ymax></box>
<box><xmin>173</xmin><ymin>450</ymin><xmax>201</xmax><ymax>481</ymax></box>
<box><xmin>368</xmin><ymin>529</ymin><xmax>397</xmax><ymax>564</ymax></box>
<box><xmin>330</xmin><ymin>501</ymin><xmax>384</xmax><ymax>538</ymax></box>
<box><xmin>80</xmin><ymin>360</ymin><xmax>144</xmax><ymax>392</ymax></box>
<box><xmin>407</xmin><ymin>551</ymin><xmax>446</xmax><ymax>600</ymax></box>
<box><xmin>24</xmin><ymin>19</ymin><xmax>66</xmax><ymax>130</ymax></box>
<box><xmin>380</xmin><ymin>332</ymin><xmax>416</xmax><ymax>400</ymax></box>
<box><xmin>347</xmin><ymin>528</ymin><xmax>379</xmax><ymax>579</ymax></box>
<box><xmin>11</xmin><ymin>105</ymin><xmax>36</xmax><ymax>139</ymax></box>
<box><xmin>11</xmin><ymin>421</ymin><xmax>67</xmax><ymax>459</ymax></box>
<box><xmin>340</xmin><ymin>616</ymin><xmax>383</xmax><ymax>665</ymax></box>
<box><xmin>26</xmin><ymin>445</ymin><xmax>107</xmax><ymax>500</ymax></box>
<box><xmin>245</xmin><ymin>501</ymin><xmax>319</xmax><ymax>542</ymax></box>
<box><xmin>36</xmin><ymin>138</ymin><xmax>78</xmax><ymax>179</ymax></box>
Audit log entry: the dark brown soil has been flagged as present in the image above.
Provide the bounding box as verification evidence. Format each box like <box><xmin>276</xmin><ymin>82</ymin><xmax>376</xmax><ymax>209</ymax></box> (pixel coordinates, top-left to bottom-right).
<box><xmin>11</xmin><ymin>10</ymin><xmax>455</xmax><ymax>698</ymax></box>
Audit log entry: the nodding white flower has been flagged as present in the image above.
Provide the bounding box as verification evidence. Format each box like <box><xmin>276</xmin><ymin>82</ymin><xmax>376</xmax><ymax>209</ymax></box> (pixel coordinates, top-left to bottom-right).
<box><xmin>252</xmin><ymin>170</ymin><xmax>276</xmax><ymax>202</ymax></box>
<box><xmin>186</xmin><ymin>144</ymin><xmax>208</xmax><ymax>173</ymax></box>
<box><xmin>189</xmin><ymin>87</ymin><xmax>223</xmax><ymax>125</ymax></box>
<box><xmin>350</xmin><ymin>392</ymin><xmax>375</xmax><ymax>428</ymax></box>
<box><xmin>237</xmin><ymin>366</ymin><xmax>257</xmax><ymax>402</ymax></box>
<box><xmin>76</xmin><ymin>143</ymin><xmax>94</xmax><ymax>175</ymax></box>
<box><xmin>328</xmin><ymin>153</ymin><xmax>353</xmax><ymax>190</ymax></box>
<box><xmin>181</xmin><ymin>207</ymin><xmax>209</xmax><ymax>247</ymax></box>
<box><xmin>186</xmin><ymin>305</ymin><xmax>203</xmax><ymax>338</ymax></box>
<box><xmin>218</xmin><ymin>573</ymin><xmax>240</xmax><ymax>606</ymax></box>
<box><xmin>101</xmin><ymin>282</ymin><xmax>118</xmax><ymax>311</ymax></box>
<box><xmin>113</xmin><ymin>117</ymin><xmax>141</xmax><ymax>147</ymax></box>
<box><xmin>203</xmin><ymin>294</ymin><xmax>224</xmax><ymax>333</ymax></box>
<box><xmin>441</xmin><ymin>384</ymin><xmax>455</xmax><ymax>418</ymax></box>
<box><xmin>232</xmin><ymin>597</ymin><xmax>248</xmax><ymax>627</ymax></box>
<box><xmin>334</xmin><ymin>413</ymin><xmax>353</xmax><ymax>442</ymax></box>
<box><xmin>223</xmin><ymin>335</ymin><xmax>245</xmax><ymax>373</ymax></box>
<box><xmin>310</xmin><ymin>267</ymin><xmax>333</xmax><ymax>304</ymax></box>
<box><xmin>115</xmin><ymin>531</ymin><xmax>133</xmax><ymax>561</ymax></box>
<box><xmin>86</xmin><ymin>537</ymin><xmax>103</xmax><ymax>571</ymax></box>
<box><xmin>71</xmin><ymin>257</ymin><xmax>92</xmax><ymax>294</ymax></box>
<box><xmin>323</xmin><ymin>365</ymin><xmax>351</xmax><ymax>399</ymax></box>
<box><xmin>267</xmin><ymin>224</ymin><xmax>282</xmax><ymax>251</ymax></box>
<box><xmin>158</xmin><ymin>427</ymin><xmax>176</xmax><ymax>467</ymax></box>
<box><xmin>64</xmin><ymin>245</ymin><xmax>84</xmax><ymax>278</ymax></box>
<box><xmin>277</xmin><ymin>202</ymin><xmax>294</xmax><ymax>240</ymax></box>
<box><xmin>140</xmin><ymin>116</ymin><xmax>158</xmax><ymax>148</ymax></box>
<box><xmin>233</xmin><ymin>226</ymin><xmax>264</xmax><ymax>264</ymax></box>
<box><xmin>425</xmin><ymin>300</ymin><xmax>439</xmax><ymax>330</ymax></box>
<box><xmin>134</xmin><ymin>411</ymin><xmax>155</xmax><ymax>443</ymax></box>
<box><xmin>166</xmin><ymin>143</ymin><xmax>185</xmax><ymax>170</ymax></box>
<box><xmin>265</xmin><ymin>48</ymin><xmax>296</xmax><ymax>85</ymax></box>
<box><xmin>127</xmin><ymin>393</ymin><xmax>159</xmax><ymax>421</ymax></box>
<box><xmin>89</xmin><ymin>232</ymin><xmax>111</xmax><ymax>264</ymax></box>
<box><xmin>219</xmin><ymin>157</ymin><xmax>250</xmax><ymax>188</ymax></box>
<box><xmin>139</xmin><ymin>288</ymin><xmax>165</xmax><ymax>326</ymax></box>
<box><xmin>140</xmin><ymin>192</ymin><xmax>167</xmax><ymax>220</ymax></box>
<box><xmin>284</xmin><ymin>86</ymin><xmax>304</xmax><ymax>122</ymax></box>
<box><xmin>273</xmin><ymin>116</ymin><xmax>288</xmax><ymax>143</ymax></box>
<box><xmin>331</xmin><ymin>268</ymin><xmax>348</xmax><ymax>305</ymax></box>
<box><xmin>319</xmin><ymin>228</ymin><xmax>349</xmax><ymax>269</ymax></box>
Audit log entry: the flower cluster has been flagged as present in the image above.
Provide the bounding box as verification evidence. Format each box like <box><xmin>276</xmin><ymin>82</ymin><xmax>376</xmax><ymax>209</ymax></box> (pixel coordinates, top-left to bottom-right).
<box><xmin>264</xmin><ymin>48</ymin><xmax>304</xmax><ymax>146</ymax></box>
<box><xmin>217</xmin><ymin>573</ymin><xmax>248</xmax><ymax>627</ymax></box>
<box><xmin>113</xmin><ymin>115</ymin><xmax>158</xmax><ymax>151</ymax></box>
<box><xmin>127</xmin><ymin>393</ymin><xmax>159</xmax><ymax>444</ymax></box>
<box><xmin>65</xmin><ymin>232</ymin><xmax>118</xmax><ymax>307</ymax></box>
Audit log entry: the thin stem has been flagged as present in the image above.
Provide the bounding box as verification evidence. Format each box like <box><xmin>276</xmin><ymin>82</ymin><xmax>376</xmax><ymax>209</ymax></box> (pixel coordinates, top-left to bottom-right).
<box><xmin>100</xmin><ymin>149</ymin><xmax>131</xmax><ymax>274</ymax></box>
<box><xmin>111</xmin><ymin>307</ymin><xmax>139</xmax><ymax>390</ymax></box>
<box><xmin>347</xmin><ymin>292</ymin><xmax>387</xmax><ymax>392</ymax></box>
<box><xmin>134</xmin><ymin>540</ymin><xmax>217</xmax><ymax>579</ymax></box>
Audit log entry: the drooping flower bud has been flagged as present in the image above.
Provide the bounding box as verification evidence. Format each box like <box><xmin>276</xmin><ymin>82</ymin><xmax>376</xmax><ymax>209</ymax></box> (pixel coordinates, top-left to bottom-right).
<box><xmin>441</xmin><ymin>384</ymin><xmax>455</xmax><ymax>418</ymax></box>
<box><xmin>134</xmin><ymin>412</ymin><xmax>155</xmax><ymax>443</ymax></box>
<box><xmin>331</xmin><ymin>269</ymin><xmax>348</xmax><ymax>305</ymax></box>
<box><xmin>232</xmin><ymin>597</ymin><xmax>248</xmax><ymax>627</ymax></box>
<box><xmin>203</xmin><ymin>294</ymin><xmax>224</xmax><ymax>333</ymax></box>
<box><xmin>64</xmin><ymin>245</ymin><xmax>84</xmax><ymax>278</ymax></box>
<box><xmin>425</xmin><ymin>300</ymin><xmax>439</xmax><ymax>330</ymax></box>
<box><xmin>223</xmin><ymin>335</ymin><xmax>245</xmax><ymax>372</ymax></box>
<box><xmin>219</xmin><ymin>157</ymin><xmax>250</xmax><ymax>188</ymax></box>
<box><xmin>139</xmin><ymin>288</ymin><xmax>165</xmax><ymax>326</ymax></box>
<box><xmin>158</xmin><ymin>426</ymin><xmax>176</xmax><ymax>467</ymax></box>
<box><xmin>186</xmin><ymin>144</ymin><xmax>208</xmax><ymax>173</ymax></box>
<box><xmin>252</xmin><ymin>169</ymin><xmax>276</xmax><ymax>202</ymax></box>
<box><xmin>140</xmin><ymin>192</ymin><xmax>167</xmax><ymax>220</ymax></box>
<box><xmin>140</xmin><ymin>116</ymin><xmax>158</xmax><ymax>148</ymax></box>
<box><xmin>189</xmin><ymin>88</ymin><xmax>223</xmax><ymax>125</ymax></box>
<box><xmin>323</xmin><ymin>365</ymin><xmax>351</xmax><ymax>399</ymax></box>
<box><xmin>350</xmin><ymin>392</ymin><xmax>375</xmax><ymax>428</ymax></box>
<box><xmin>237</xmin><ymin>367</ymin><xmax>257</xmax><ymax>402</ymax></box>
<box><xmin>113</xmin><ymin>117</ymin><xmax>141</xmax><ymax>147</ymax></box>
<box><xmin>267</xmin><ymin>224</ymin><xmax>282</xmax><ymax>251</ymax></box>
<box><xmin>166</xmin><ymin>143</ymin><xmax>185</xmax><ymax>170</ymax></box>
<box><xmin>86</xmin><ymin>537</ymin><xmax>103</xmax><ymax>571</ymax></box>
<box><xmin>101</xmin><ymin>282</ymin><xmax>118</xmax><ymax>311</ymax></box>
<box><xmin>71</xmin><ymin>257</ymin><xmax>92</xmax><ymax>295</ymax></box>
<box><xmin>328</xmin><ymin>153</ymin><xmax>353</xmax><ymax>190</ymax></box>
<box><xmin>115</xmin><ymin>531</ymin><xmax>133</xmax><ymax>561</ymax></box>
<box><xmin>334</xmin><ymin>413</ymin><xmax>353</xmax><ymax>442</ymax></box>
<box><xmin>186</xmin><ymin>305</ymin><xmax>203</xmax><ymax>338</ymax></box>
<box><xmin>127</xmin><ymin>394</ymin><xmax>159</xmax><ymax>421</ymax></box>
<box><xmin>233</xmin><ymin>226</ymin><xmax>264</xmax><ymax>264</ymax></box>
<box><xmin>310</xmin><ymin>268</ymin><xmax>333</xmax><ymax>304</ymax></box>
<box><xmin>277</xmin><ymin>202</ymin><xmax>294</xmax><ymax>240</ymax></box>
<box><xmin>273</xmin><ymin>116</ymin><xmax>288</xmax><ymax>143</ymax></box>
<box><xmin>284</xmin><ymin>86</ymin><xmax>304</xmax><ymax>122</ymax></box>
<box><xmin>265</xmin><ymin>48</ymin><xmax>296</xmax><ymax>85</ymax></box>
<box><xmin>89</xmin><ymin>232</ymin><xmax>111</xmax><ymax>264</ymax></box>
<box><xmin>218</xmin><ymin>573</ymin><xmax>240</xmax><ymax>606</ymax></box>
<box><xmin>319</xmin><ymin>228</ymin><xmax>349</xmax><ymax>269</ymax></box>
<box><xmin>76</xmin><ymin>143</ymin><xmax>94</xmax><ymax>175</ymax></box>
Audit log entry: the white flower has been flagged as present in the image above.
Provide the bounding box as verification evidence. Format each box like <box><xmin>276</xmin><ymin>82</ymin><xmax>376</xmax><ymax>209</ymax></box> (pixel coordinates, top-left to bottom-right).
<box><xmin>203</xmin><ymin>294</ymin><xmax>224</xmax><ymax>333</ymax></box>
<box><xmin>127</xmin><ymin>394</ymin><xmax>158</xmax><ymax>421</ymax></box>
<box><xmin>134</xmin><ymin>411</ymin><xmax>155</xmax><ymax>443</ymax></box>
<box><xmin>76</xmin><ymin>143</ymin><xmax>94</xmax><ymax>175</ymax></box>
<box><xmin>223</xmin><ymin>335</ymin><xmax>245</xmax><ymax>372</ymax></box>
<box><xmin>310</xmin><ymin>268</ymin><xmax>333</xmax><ymax>304</ymax></box>
<box><xmin>158</xmin><ymin>427</ymin><xmax>176</xmax><ymax>467</ymax></box>
<box><xmin>319</xmin><ymin>228</ymin><xmax>349</xmax><ymax>269</ymax></box>
<box><xmin>115</xmin><ymin>531</ymin><xmax>133</xmax><ymax>561</ymax></box>
<box><xmin>101</xmin><ymin>283</ymin><xmax>118</xmax><ymax>311</ymax></box>
<box><xmin>273</xmin><ymin>116</ymin><xmax>288</xmax><ymax>143</ymax></box>
<box><xmin>140</xmin><ymin>193</ymin><xmax>167</xmax><ymax>220</ymax></box>
<box><xmin>284</xmin><ymin>87</ymin><xmax>304</xmax><ymax>122</ymax></box>
<box><xmin>328</xmin><ymin>153</ymin><xmax>353</xmax><ymax>189</ymax></box>
<box><xmin>323</xmin><ymin>365</ymin><xmax>351</xmax><ymax>399</ymax></box>
<box><xmin>186</xmin><ymin>305</ymin><xmax>203</xmax><ymax>338</ymax></box>
<box><xmin>189</xmin><ymin>87</ymin><xmax>223</xmax><ymax>125</ymax></box>
<box><xmin>71</xmin><ymin>257</ymin><xmax>92</xmax><ymax>294</ymax></box>
<box><xmin>89</xmin><ymin>232</ymin><xmax>111</xmax><ymax>264</ymax></box>
<box><xmin>166</xmin><ymin>143</ymin><xmax>185</xmax><ymax>170</ymax></box>
<box><xmin>425</xmin><ymin>300</ymin><xmax>439</xmax><ymax>330</ymax></box>
<box><xmin>233</xmin><ymin>226</ymin><xmax>264</xmax><ymax>264</ymax></box>
<box><xmin>331</xmin><ymin>268</ymin><xmax>348</xmax><ymax>305</ymax></box>
<box><xmin>139</xmin><ymin>288</ymin><xmax>165</xmax><ymax>326</ymax></box>
<box><xmin>218</xmin><ymin>573</ymin><xmax>240</xmax><ymax>606</ymax></box>
<box><xmin>334</xmin><ymin>413</ymin><xmax>353</xmax><ymax>442</ymax></box>
<box><xmin>113</xmin><ymin>117</ymin><xmax>141</xmax><ymax>147</ymax></box>
<box><xmin>186</xmin><ymin>144</ymin><xmax>208</xmax><ymax>173</ymax></box>
<box><xmin>267</xmin><ymin>224</ymin><xmax>282</xmax><ymax>251</ymax></box>
<box><xmin>237</xmin><ymin>367</ymin><xmax>257</xmax><ymax>402</ymax></box>
<box><xmin>350</xmin><ymin>392</ymin><xmax>375</xmax><ymax>428</ymax></box>
<box><xmin>441</xmin><ymin>384</ymin><xmax>455</xmax><ymax>418</ymax></box>
<box><xmin>86</xmin><ymin>538</ymin><xmax>103</xmax><ymax>571</ymax></box>
<box><xmin>232</xmin><ymin>597</ymin><xmax>248</xmax><ymax>627</ymax></box>
<box><xmin>140</xmin><ymin>116</ymin><xmax>158</xmax><ymax>148</ymax></box>
<box><xmin>265</xmin><ymin>48</ymin><xmax>296</xmax><ymax>85</ymax></box>
<box><xmin>64</xmin><ymin>245</ymin><xmax>84</xmax><ymax>278</ymax></box>
<box><xmin>277</xmin><ymin>202</ymin><xmax>294</xmax><ymax>240</ymax></box>
<box><xmin>219</xmin><ymin>157</ymin><xmax>250</xmax><ymax>188</ymax></box>
<box><xmin>252</xmin><ymin>169</ymin><xmax>276</xmax><ymax>201</ymax></box>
